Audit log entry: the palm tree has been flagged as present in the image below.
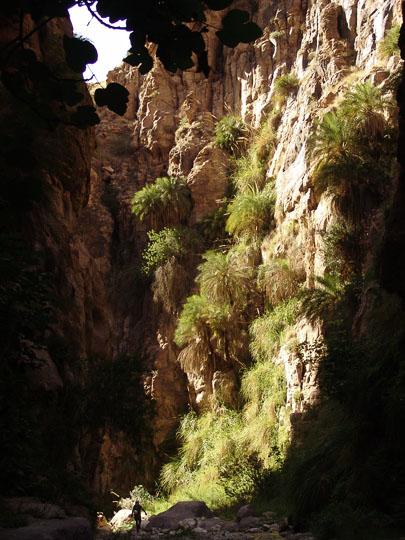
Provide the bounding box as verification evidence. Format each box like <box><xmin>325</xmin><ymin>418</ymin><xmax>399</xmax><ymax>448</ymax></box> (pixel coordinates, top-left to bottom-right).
<box><xmin>196</xmin><ymin>250</ymin><xmax>255</xmax><ymax>309</ymax></box>
<box><xmin>174</xmin><ymin>294</ymin><xmax>212</xmax><ymax>347</ymax></box>
<box><xmin>300</xmin><ymin>273</ymin><xmax>345</xmax><ymax>324</ymax></box>
<box><xmin>174</xmin><ymin>293</ymin><xmax>234</xmax><ymax>365</ymax></box>
<box><xmin>131</xmin><ymin>176</ymin><xmax>193</xmax><ymax>230</ymax></box>
<box><xmin>226</xmin><ymin>185</ymin><xmax>276</xmax><ymax>242</ymax></box>
<box><xmin>341</xmin><ymin>81</ymin><xmax>394</xmax><ymax>140</ymax></box>
<box><xmin>308</xmin><ymin>109</ymin><xmax>353</xmax><ymax>165</ymax></box>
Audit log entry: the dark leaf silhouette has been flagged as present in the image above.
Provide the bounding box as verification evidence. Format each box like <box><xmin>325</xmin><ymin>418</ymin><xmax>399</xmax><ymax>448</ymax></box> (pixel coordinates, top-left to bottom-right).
<box><xmin>94</xmin><ymin>83</ymin><xmax>129</xmax><ymax>116</ymax></box>
<box><xmin>124</xmin><ymin>46</ymin><xmax>153</xmax><ymax>74</ymax></box>
<box><xmin>217</xmin><ymin>9</ymin><xmax>262</xmax><ymax>48</ymax></box>
<box><xmin>70</xmin><ymin>105</ymin><xmax>100</xmax><ymax>128</ymax></box>
<box><xmin>205</xmin><ymin>0</ymin><xmax>233</xmax><ymax>9</ymax></box>
<box><xmin>2</xmin><ymin>1</ymin><xmax>262</xmax><ymax>128</ymax></box>
<box><xmin>63</xmin><ymin>36</ymin><xmax>98</xmax><ymax>73</ymax></box>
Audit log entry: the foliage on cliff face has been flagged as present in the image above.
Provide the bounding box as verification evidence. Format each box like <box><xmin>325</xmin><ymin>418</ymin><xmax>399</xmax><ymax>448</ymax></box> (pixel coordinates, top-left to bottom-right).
<box><xmin>131</xmin><ymin>176</ymin><xmax>193</xmax><ymax>230</ymax></box>
<box><xmin>164</xmin><ymin>127</ymin><xmax>298</xmax><ymax>509</ymax></box>
<box><xmin>145</xmin><ymin>57</ymin><xmax>405</xmax><ymax>539</ymax></box>
<box><xmin>308</xmin><ymin>81</ymin><xmax>396</xmax><ymax>220</ymax></box>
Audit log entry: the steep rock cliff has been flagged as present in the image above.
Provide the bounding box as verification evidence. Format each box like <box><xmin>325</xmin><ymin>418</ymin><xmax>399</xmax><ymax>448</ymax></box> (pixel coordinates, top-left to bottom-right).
<box><xmin>89</xmin><ymin>1</ymin><xmax>402</xmax><ymax>495</ymax></box>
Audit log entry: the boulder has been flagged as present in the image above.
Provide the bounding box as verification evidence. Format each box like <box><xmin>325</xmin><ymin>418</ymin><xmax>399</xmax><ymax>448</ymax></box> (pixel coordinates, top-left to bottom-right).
<box><xmin>0</xmin><ymin>517</ymin><xmax>91</xmax><ymax>540</ymax></box>
<box><xmin>109</xmin><ymin>509</ymin><xmax>133</xmax><ymax>530</ymax></box>
<box><xmin>202</xmin><ymin>518</ymin><xmax>238</xmax><ymax>532</ymax></box>
<box><xmin>146</xmin><ymin>501</ymin><xmax>214</xmax><ymax>530</ymax></box>
<box><xmin>179</xmin><ymin>518</ymin><xmax>196</xmax><ymax>530</ymax></box>
<box><xmin>4</xmin><ymin>498</ymin><xmax>66</xmax><ymax>520</ymax></box>
<box><xmin>236</xmin><ymin>504</ymin><xmax>253</xmax><ymax>521</ymax></box>
<box><xmin>238</xmin><ymin>516</ymin><xmax>262</xmax><ymax>530</ymax></box>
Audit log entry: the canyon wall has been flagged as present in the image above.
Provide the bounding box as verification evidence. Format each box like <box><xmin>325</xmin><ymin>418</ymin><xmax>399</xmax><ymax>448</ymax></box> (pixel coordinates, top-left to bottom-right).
<box><xmin>1</xmin><ymin>0</ymin><xmax>402</xmax><ymax>505</ymax></box>
<box><xmin>84</xmin><ymin>0</ymin><xmax>402</xmax><ymax>491</ymax></box>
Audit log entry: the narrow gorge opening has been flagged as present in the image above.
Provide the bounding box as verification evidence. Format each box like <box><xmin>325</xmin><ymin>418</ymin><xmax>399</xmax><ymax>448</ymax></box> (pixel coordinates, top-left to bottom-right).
<box><xmin>0</xmin><ymin>2</ymin><xmax>404</xmax><ymax>540</ymax></box>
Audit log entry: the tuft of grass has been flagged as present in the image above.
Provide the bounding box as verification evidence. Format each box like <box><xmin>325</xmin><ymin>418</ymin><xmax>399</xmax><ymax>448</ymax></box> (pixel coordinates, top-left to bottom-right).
<box><xmin>226</xmin><ymin>183</ymin><xmax>276</xmax><ymax>242</ymax></box>
<box><xmin>274</xmin><ymin>72</ymin><xmax>299</xmax><ymax>97</ymax></box>
<box><xmin>258</xmin><ymin>258</ymin><xmax>304</xmax><ymax>306</ymax></box>
<box><xmin>214</xmin><ymin>115</ymin><xmax>247</xmax><ymax>155</ymax></box>
<box><xmin>270</xmin><ymin>30</ymin><xmax>285</xmax><ymax>39</ymax></box>
<box><xmin>249</xmin><ymin>298</ymin><xmax>299</xmax><ymax>361</ymax></box>
<box><xmin>378</xmin><ymin>25</ymin><xmax>400</xmax><ymax>58</ymax></box>
<box><xmin>131</xmin><ymin>176</ymin><xmax>193</xmax><ymax>230</ymax></box>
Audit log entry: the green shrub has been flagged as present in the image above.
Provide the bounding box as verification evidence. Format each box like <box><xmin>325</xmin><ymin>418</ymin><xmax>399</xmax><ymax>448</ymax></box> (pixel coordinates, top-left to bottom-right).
<box><xmin>274</xmin><ymin>73</ymin><xmax>299</xmax><ymax>97</ymax></box>
<box><xmin>158</xmin><ymin>355</ymin><xmax>290</xmax><ymax>509</ymax></box>
<box><xmin>131</xmin><ymin>176</ymin><xmax>193</xmax><ymax>230</ymax></box>
<box><xmin>226</xmin><ymin>184</ymin><xmax>276</xmax><ymax>241</ymax></box>
<box><xmin>141</xmin><ymin>226</ymin><xmax>201</xmax><ymax>276</ymax></box>
<box><xmin>249</xmin><ymin>298</ymin><xmax>299</xmax><ymax>361</ymax></box>
<box><xmin>378</xmin><ymin>25</ymin><xmax>401</xmax><ymax>58</ymax></box>
<box><xmin>214</xmin><ymin>115</ymin><xmax>246</xmax><ymax>154</ymax></box>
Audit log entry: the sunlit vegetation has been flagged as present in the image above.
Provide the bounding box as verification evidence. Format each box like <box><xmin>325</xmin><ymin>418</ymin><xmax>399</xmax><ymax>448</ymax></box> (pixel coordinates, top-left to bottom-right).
<box><xmin>251</xmin><ymin>116</ymin><xmax>278</xmax><ymax>163</ymax></box>
<box><xmin>159</xmin><ymin>355</ymin><xmax>289</xmax><ymax>508</ymax></box>
<box><xmin>166</xmin><ymin>111</ymin><xmax>299</xmax><ymax>512</ymax></box>
<box><xmin>141</xmin><ymin>227</ymin><xmax>201</xmax><ymax>276</ymax></box>
<box><xmin>257</xmin><ymin>258</ymin><xmax>305</xmax><ymax>306</ymax></box>
<box><xmin>342</xmin><ymin>81</ymin><xmax>395</xmax><ymax>138</ymax></box>
<box><xmin>308</xmin><ymin>80</ymin><xmax>396</xmax><ymax>218</ymax></box>
<box><xmin>131</xmin><ymin>176</ymin><xmax>193</xmax><ymax>230</ymax></box>
<box><xmin>174</xmin><ymin>249</ymin><xmax>257</xmax><ymax>364</ymax></box>
<box><xmin>232</xmin><ymin>154</ymin><xmax>267</xmax><ymax>193</ymax></box>
<box><xmin>196</xmin><ymin>250</ymin><xmax>255</xmax><ymax>307</ymax></box>
<box><xmin>378</xmin><ymin>24</ymin><xmax>401</xmax><ymax>58</ymax></box>
<box><xmin>153</xmin><ymin>73</ymin><xmax>401</xmax><ymax>540</ymax></box>
<box><xmin>274</xmin><ymin>72</ymin><xmax>299</xmax><ymax>97</ymax></box>
<box><xmin>269</xmin><ymin>30</ymin><xmax>285</xmax><ymax>39</ymax></box>
<box><xmin>249</xmin><ymin>298</ymin><xmax>300</xmax><ymax>360</ymax></box>
<box><xmin>213</xmin><ymin>115</ymin><xmax>247</xmax><ymax>154</ymax></box>
<box><xmin>226</xmin><ymin>184</ymin><xmax>276</xmax><ymax>242</ymax></box>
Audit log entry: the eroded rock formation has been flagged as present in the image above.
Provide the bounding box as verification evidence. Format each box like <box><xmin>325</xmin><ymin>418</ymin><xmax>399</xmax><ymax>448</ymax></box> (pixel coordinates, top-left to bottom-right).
<box><xmin>1</xmin><ymin>0</ymin><xmax>403</xmax><ymax>507</ymax></box>
<box><xmin>86</xmin><ymin>1</ymin><xmax>402</xmax><ymax>493</ymax></box>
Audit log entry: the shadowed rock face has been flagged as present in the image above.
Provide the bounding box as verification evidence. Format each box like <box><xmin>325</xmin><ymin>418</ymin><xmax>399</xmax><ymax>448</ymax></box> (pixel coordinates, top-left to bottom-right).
<box><xmin>0</xmin><ymin>518</ymin><xmax>91</xmax><ymax>540</ymax></box>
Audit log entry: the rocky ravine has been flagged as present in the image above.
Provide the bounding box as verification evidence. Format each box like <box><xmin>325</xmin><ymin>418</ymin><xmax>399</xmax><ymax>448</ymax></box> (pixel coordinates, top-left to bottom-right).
<box><xmin>83</xmin><ymin>0</ymin><xmax>402</xmax><ymax>490</ymax></box>
<box><xmin>1</xmin><ymin>0</ymin><xmax>402</xmax><ymax>505</ymax></box>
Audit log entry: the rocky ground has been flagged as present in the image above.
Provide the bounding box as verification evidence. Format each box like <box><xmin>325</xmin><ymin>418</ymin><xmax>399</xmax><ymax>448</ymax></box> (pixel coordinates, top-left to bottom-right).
<box><xmin>96</xmin><ymin>502</ymin><xmax>315</xmax><ymax>540</ymax></box>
